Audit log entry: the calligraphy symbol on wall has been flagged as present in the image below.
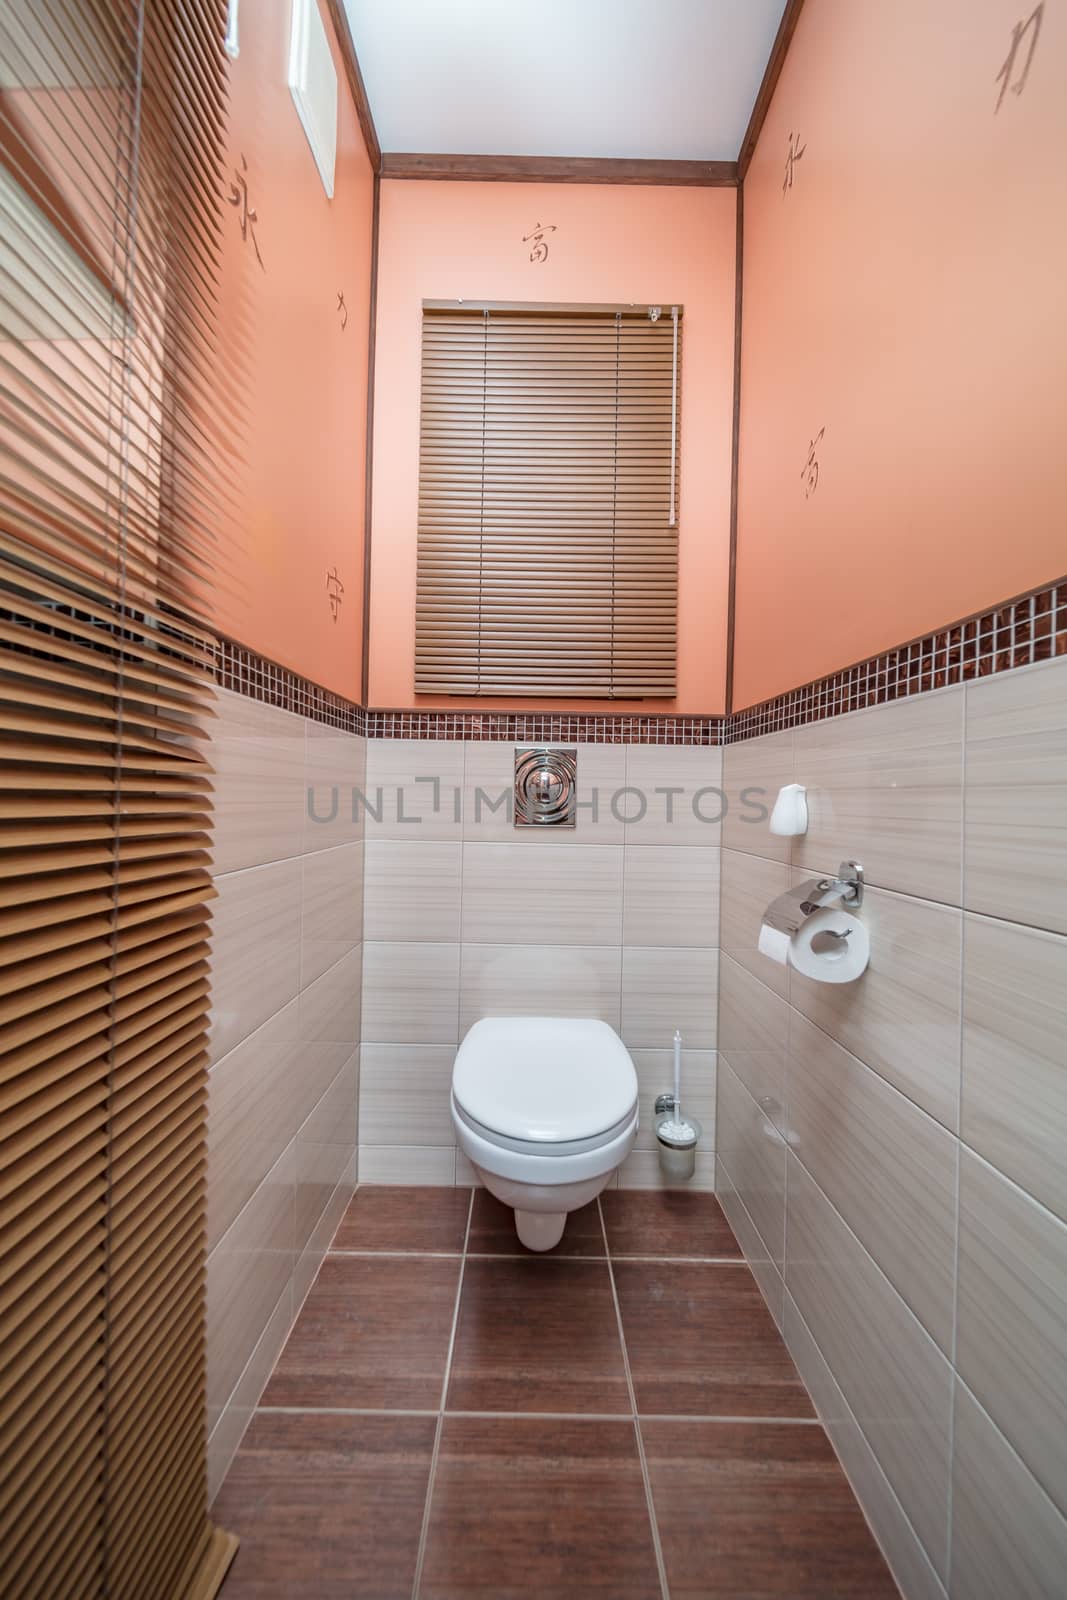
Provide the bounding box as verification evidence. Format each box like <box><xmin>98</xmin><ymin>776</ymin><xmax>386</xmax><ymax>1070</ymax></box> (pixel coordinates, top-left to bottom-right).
<box><xmin>326</xmin><ymin>567</ymin><xmax>344</xmax><ymax>622</ymax></box>
<box><xmin>522</xmin><ymin>222</ymin><xmax>557</xmax><ymax>263</ymax></box>
<box><xmin>801</xmin><ymin>428</ymin><xmax>825</xmax><ymax>498</ymax></box>
<box><xmin>995</xmin><ymin>4</ymin><xmax>1044</xmax><ymax>112</ymax></box>
<box><xmin>228</xmin><ymin>154</ymin><xmax>264</xmax><ymax>269</ymax></box>
<box><xmin>337</xmin><ymin>291</ymin><xmax>348</xmax><ymax>330</ymax></box>
<box><xmin>783</xmin><ymin>132</ymin><xmax>806</xmax><ymax>195</ymax></box>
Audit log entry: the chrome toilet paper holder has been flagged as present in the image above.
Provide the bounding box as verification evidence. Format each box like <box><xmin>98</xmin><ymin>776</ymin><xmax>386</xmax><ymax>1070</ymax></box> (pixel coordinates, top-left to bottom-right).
<box><xmin>763</xmin><ymin>860</ymin><xmax>864</xmax><ymax>938</ymax></box>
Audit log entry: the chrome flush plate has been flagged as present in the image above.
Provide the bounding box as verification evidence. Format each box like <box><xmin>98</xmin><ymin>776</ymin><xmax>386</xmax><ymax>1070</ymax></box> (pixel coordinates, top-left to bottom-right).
<box><xmin>514</xmin><ymin>746</ymin><xmax>577</xmax><ymax>828</ymax></box>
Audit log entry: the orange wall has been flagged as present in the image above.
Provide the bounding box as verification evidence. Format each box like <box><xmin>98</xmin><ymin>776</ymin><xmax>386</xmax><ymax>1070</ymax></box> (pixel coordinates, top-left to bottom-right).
<box><xmin>735</xmin><ymin>0</ymin><xmax>1067</xmax><ymax>709</ymax></box>
<box><xmin>210</xmin><ymin>0</ymin><xmax>373</xmax><ymax>703</ymax></box>
<box><xmin>368</xmin><ymin>180</ymin><xmax>737</xmax><ymax>712</ymax></box>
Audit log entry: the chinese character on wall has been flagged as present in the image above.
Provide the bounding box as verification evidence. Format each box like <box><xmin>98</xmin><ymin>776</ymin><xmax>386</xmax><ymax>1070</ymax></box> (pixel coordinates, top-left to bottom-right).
<box><xmin>995</xmin><ymin>4</ymin><xmax>1044</xmax><ymax>112</ymax></box>
<box><xmin>336</xmin><ymin>290</ymin><xmax>348</xmax><ymax>330</ymax></box>
<box><xmin>783</xmin><ymin>131</ymin><xmax>806</xmax><ymax>195</ymax></box>
<box><xmin>326</xmin><ymin>567</ymin><xmax>344</xmax><ymax>622</ymax></box>
<box><xmin>522</xmin><ymin>222</ymin><xmax>557</xmax><ymax>263</ymax></box>
<box><xmin>227</xmin><ymin>153</ymin><xmax>264</xmax><ymax>269</ymax></box>
<box><xmin>801</xmin><ymin>428</ymin><xmax>825</xmax><ymax>499</ymax></box>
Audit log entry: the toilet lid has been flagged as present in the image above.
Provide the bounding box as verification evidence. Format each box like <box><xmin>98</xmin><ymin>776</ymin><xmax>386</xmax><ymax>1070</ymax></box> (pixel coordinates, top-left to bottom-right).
<box><xmin>453</xmin><ymin>1017</ymin><xmax>638</xmax><ymax>1144</ymax></box>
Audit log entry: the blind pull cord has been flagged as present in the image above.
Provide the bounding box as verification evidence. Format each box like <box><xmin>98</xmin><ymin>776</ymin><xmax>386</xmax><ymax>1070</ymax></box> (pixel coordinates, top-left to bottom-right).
<box><xmin>670</xmin><ymin>304</ymin><xmax>679</xmax><ymax>528</ymax></box>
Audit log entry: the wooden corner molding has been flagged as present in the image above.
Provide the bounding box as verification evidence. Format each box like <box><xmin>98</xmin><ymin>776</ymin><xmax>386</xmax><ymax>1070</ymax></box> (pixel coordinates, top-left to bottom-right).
<box><xmin>737</xmin><ymin>0</ymin><xmax>806</xmax><ymax>181</ymax></box>
<box><xmin>323</xmin><ymin>0</ymin><xmax>381</xmax><ymax>172</ymax></box>
<box><xmin>379</xmin><ymin>152</ymin><xmax>739</xmax><ymax>187</ymax></box>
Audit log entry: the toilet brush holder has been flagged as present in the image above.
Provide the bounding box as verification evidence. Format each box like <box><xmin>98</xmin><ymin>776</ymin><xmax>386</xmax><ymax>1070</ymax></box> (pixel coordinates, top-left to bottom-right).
<box><xmin>654</xmin><ymin>1094</ymin><xmax>702</xmax><ymax>1182</ymax></box>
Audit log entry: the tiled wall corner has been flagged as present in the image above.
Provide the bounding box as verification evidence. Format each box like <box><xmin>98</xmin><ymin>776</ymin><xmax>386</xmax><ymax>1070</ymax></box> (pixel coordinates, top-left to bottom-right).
<box><xmin>205</xmin><ymin>686</ymin><xmax>364</xmax><ymax>1500</ymax></box>
<box><xmin>358</xmin><ymin>738</ymin><xmax>723</xmax><ymax>1190</ymax></box>
<box><xmin>716</xmin><ymin>654</ymin><xmax>1067</xmax><ymax>1598</ymax></box>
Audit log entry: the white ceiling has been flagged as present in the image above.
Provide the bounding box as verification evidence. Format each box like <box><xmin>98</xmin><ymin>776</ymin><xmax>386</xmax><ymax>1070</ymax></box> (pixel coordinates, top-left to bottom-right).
<box><xmin>343</xmin><ymin>0</ymin><xmax>787</xmax><ymax>161</ymax></box>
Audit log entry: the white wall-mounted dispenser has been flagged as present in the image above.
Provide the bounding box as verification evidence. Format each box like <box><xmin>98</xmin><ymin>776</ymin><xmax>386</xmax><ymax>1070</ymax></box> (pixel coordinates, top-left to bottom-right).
<box><xmin>655</xmin><ymin>1031</ymin><xmax>701</xmax><ymax>1181</ymax></box>
<box><xmin>758</xmin><ymin>860</ymin><xmax>870</xmax><ymax>983</ymax></box>
<box><xmin>769</xmin><ymin>782</ymin><xmax>808</xmax><ymax>837</ymax></box>
<box><xmin>288</xmin><ymin>0</ymin><xmax>338</xmax><ymax>198</ymax></box>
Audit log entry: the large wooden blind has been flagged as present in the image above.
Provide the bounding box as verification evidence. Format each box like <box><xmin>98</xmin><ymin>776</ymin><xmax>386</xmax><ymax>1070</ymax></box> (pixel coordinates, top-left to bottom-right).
<box><xmin>416</xmin><ymin>302</ymin><xmax>682</xmax><ymax>698</ymax></box>
<box><xmin>0</xmin><ymin>2</ymin><xmax>236</xmax><ymax>1596</ymax></box>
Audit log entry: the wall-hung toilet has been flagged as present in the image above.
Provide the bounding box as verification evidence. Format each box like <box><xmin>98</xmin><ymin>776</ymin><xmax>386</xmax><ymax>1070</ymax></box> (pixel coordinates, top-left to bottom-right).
<box><xmin>450</xmin><ymin>1017</ymin><xmax>638</xmax><ymax>1251</ymax></box>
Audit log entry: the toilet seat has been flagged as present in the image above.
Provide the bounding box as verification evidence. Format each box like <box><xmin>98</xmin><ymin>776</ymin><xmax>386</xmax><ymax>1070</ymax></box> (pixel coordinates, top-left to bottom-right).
<box><xmin>452</xmin><ymin>1016</ymin><xmax>638</xmax><ymax>1146</ymax></box>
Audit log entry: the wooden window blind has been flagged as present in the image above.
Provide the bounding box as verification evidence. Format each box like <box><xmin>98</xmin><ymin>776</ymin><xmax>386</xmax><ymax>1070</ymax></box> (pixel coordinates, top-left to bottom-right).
<box><xmin>416</xmin><ymin>302</ymin><xmax>682</xmax><ymax>698</ymax></box>
<box><xmin>0</xmin><ymin>3</ymin><xmax>237</xmax><ymax>1597</ymax></box>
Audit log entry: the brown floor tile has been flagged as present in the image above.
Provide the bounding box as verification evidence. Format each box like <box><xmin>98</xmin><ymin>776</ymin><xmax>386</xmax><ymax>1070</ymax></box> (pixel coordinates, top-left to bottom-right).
<box><xmin>601</xmin><ymin>1188</ymin><xmax>741</xmax><ymax>1259</ymax></box>
<box><xmin>331</xmin><ymin>1185</ymin><xmax>472</xmax><ymax>1253</ymax></box>
<box><xmin>419</xmin><ymin>1416</ymin><xmax>661</xmax><ymax>1600</ymax></box>
<box><xmin>466</xmin><ymin>1188</ymin><xmax>605</xmax><ymax>1256</ymax></box>
<box><xmin>614</xmin><ymin>1262</ymin><xmax>814</xmax><ymax>1418</ymax></box>
<box><xmin>446</xmin><ymin>1257</ymin><xmax>629</xmax><ymax>1414</ymax></box>
<box><xmin>213</xmin><ymin>1411</ymin><xmax>436</xmax><ymax>1598</ymax></box>
<box><xmin>262</xmin><ymin>1254</ymin><xmax>460</xmax><ymax>1408</ymax></box>
<box><xmin>641</xmin><ymin>1420</ymin><xmax>899</xmax><ymax>1597</ymax></box>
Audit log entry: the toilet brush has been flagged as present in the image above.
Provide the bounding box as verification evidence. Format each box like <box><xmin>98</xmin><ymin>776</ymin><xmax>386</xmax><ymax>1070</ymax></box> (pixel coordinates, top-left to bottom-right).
<box><xmin>655</xmin><ymin>1029</ymin><xmax>701</xmax><ymax>1180</ymax></box>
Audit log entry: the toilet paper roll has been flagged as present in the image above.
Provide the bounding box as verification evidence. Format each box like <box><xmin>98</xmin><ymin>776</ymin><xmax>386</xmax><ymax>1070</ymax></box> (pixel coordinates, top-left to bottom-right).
<box><xmin>788</xmin><ymin>909</ymin><xmax>869</xmax><ymax>984</ymax></box>
<box><xmin>757</xmin><ymin>923</ymin><xmax>792</xmax><ymax>965</ymax></box>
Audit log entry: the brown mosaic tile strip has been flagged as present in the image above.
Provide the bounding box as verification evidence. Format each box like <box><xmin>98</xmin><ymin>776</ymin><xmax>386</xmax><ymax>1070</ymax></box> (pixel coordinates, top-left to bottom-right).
<box><xmin>363</xmin><ymin>709</ymin><xmax>725</xmax><ymax>745</ymax></box>
<box><xmin>212</xmin><ymin>576</ymin><xmax>1065</xmax><ymax>744</ymax></box>
<box><xmin>213</xmin><ymin>636</ymin><xmax>366</xmax><ymax>735</ymax></box>
<box><xmin>727</xmin><ymin>576</ymin><xmax>1067</xmax><ymax>742</ymax></box>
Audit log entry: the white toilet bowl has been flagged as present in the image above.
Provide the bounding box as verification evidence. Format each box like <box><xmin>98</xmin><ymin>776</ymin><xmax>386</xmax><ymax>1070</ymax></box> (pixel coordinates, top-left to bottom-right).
<box><xmin>450</xmin><ymin>1017</ymin><xmax>638</xmax><ymax>1250</ymax></box>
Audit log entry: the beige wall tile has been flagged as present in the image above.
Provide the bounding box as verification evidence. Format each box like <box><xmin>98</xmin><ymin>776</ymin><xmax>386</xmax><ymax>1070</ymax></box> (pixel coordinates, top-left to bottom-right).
<box><xmin>629</xmin><ymin>1047</ymin><xmax>716</xmax><ymax>1152</ymax></box>
<box><xmin>209</xmin><ymin>858</ymin><xmax>302</xmax><ymax>1064</ymax></box>
<box><xmin>208</xmin><ymin>1284</ymin><xmax>292</xmax><ymax>1504</ymax></box>
<box><xmin>961</xmin><ymin>915</ymin><xmax>1067</xmax><ymax>1222</ymax></box>
<box><xmin>620</xmin><ymin>945</ymin><xmax>718</xmax><ymax>1049</ymax></box>
<box><xmin>461</xmin><ymin>841</ymin><xmax>624</xmax><ymax>946</ymax></box>
<box><xmin>784</xmin><ymin>1155</ymin><xmax>953</xmax><ymax>1579</ymax></box>
<box><xmin>462</xmin><ymin>740</ymin><xmax>626</xmax><ymax>844</ymax></box>
<box><xmin>298</xmin><ymin>945</ymin><xmax>362</xmax><ymax>1045</ymax></box>
<box><xmin>210</xmin><ymin>688</ymin><xmax>306</xmax><ymax>875</ymax></box>
<box><xmin>956</xmin><ymin>1149</ymin><xmax>1067</xmax><ymax>1517</ymax></box>
<box><xmin>722</xmin><ymin>729</ymin><xmax>794</xmax><ymax>863</ymax></box>
<box><xmin>716</xmin><ymin>1163</ymin><xmax>785</xmax><ymax>1328</ymax></box>
<box><xmin>717</xmin><ymin>955</ymin><xmax>789</xmax><ymax>1126</ymax></box>
<box><xmin>359</xmin><ymin>1044</ymin><xmax>456</xmax><ymax>1148</ymax></box>
<box><xmin>364</xmin><ymin>737</ymin><xmax>464</xmax><ymax>839</ymax></box>
<box><xmin>361</xmin><ymin>942</ymin><xmax>460</xmax><ymax>1045</ymax></box>
<box><xmin>300</xmin><ymin>842</ymin><xmax>364</xmax><ymax>986</ymax></box>
<box><xmin>303</xmin><ymin>723</ymin><xmax>366</xmax><ymax>853</ymax></box>
<box><xmin>786</xmin><ymin>1011</ymin><xmax>957</xmax><ymax>1351</ymax></box>
<box><xmin>623</xmin><ymin>744</ymin><xmax>725</xmax><ymax>846</ymax></box>
<box><xmin>622</xmin><ymin>845</ymin><xmax>720</xmax><ymax>947</ymax></box>
<box><xmin>453</xmin><ymin>1151</ymin><xmax>484</xmax><ymax>1187</ymax></box>
<box><xmin>793</xmin><ymin>688</ymin><xmax>965</xmax><ymax>904</ymax></box>
<box><xmin>294</xmin><ymin>1056</ymin><xmax>359</xmax><ymax>1256</ymax></box>
<box><xmin>206</xmin><ymin>1147</ymin><xmax>294</xmax><ymax>1418</ymax></box>
<box><xmin>616</xmin><ymin>1149</ymin><xmax>716</xmax><ymax>1192</ymax></box>
<box><xmin>720</xmin><ymin>847</ymin><xmax>792</xmax><ymax>998</ymax></box>
<box><xmin>964</xmin><ymin>658</ymin><xmax>1067</xmax><ymax>933</ymax></box>
<box><xmin>292</xmin><ymin>1167</ymin><xmax>357</xmax><ymax>1311</ymax></box>
<box><xmin>459</xmin><ymin>942</ymin><xmax>621</xmax><ymax>1034</ymax></box>
<box><xmin>789</xmin><ymin>879</ymin><xmax>962</xmax><ymax>1129</ymax></box>
<box><xmin>950</xmin><ymin>1380</ymin><xmax>1067</xmax><ymax>1600</ymax></box>
<box><xmin>363</xmin><ymin>839</ymin><xmax>462</xmax><ymax>942</ymax></box>
<box><xmin>207</xmin><ymin>1001</ymin><xmax>349</xmax><ymax>1250</ymax></box>
<box><xmin>356</xmin><ymin>1145</ymin><xmax>456</xmax><ymax>1185</ymax></box>
<box><xmin>782</xmin><ymin>1294</ymin><xmax>948</xmax><ymax>1600</ymax></box>
<box><xmin>716</xmin><ymin>1058</ymin><xmax>786</xmax><ymax>1268</ymax></box>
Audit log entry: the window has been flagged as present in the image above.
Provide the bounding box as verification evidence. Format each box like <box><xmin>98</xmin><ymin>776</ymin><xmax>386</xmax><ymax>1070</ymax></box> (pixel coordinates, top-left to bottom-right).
<box><xmin>415</xmin><ymin>301</ymin><xmax>681</xmax><ymax>698</ymax></box>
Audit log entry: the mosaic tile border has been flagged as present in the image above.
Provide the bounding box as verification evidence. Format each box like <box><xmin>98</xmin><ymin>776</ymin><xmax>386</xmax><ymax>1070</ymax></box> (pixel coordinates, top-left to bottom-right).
<box><xmin>213</xmin><ymin>577</ymin><xmax>1066</xmax><ymax>745</ymax></box>
<box><xmin>363</xmin><ymin>710</ymin><xmax>725</xmax><ymax>745</ymax></box>
<box><xmin>727</xmin><ymin>577</ymin><xmax>1067</xmax><ymax>741</ymax></box>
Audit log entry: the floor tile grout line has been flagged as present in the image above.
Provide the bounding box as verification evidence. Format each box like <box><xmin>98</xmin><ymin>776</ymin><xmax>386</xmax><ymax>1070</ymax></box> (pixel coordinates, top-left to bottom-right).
<box><xmin>325</xmin><ymin>1248</ymin><xmax>746</xmax><ymax>1264</ymax></box>
<box><xmin>410</xmin><ymin>1186</ymin><xmax>474</xmax><ymax>1600</ymax></box>
<box><xmin>255</xmin><ymin>1405</ymin><xmax>826</xmax><ymax>1423</ymax></box>
<box><xmin>597</xmin><ymin>1197</ymin><xmax>671</xmax><ymax>1600</ymax></box>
